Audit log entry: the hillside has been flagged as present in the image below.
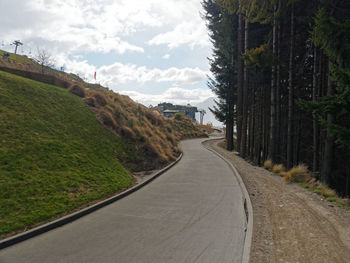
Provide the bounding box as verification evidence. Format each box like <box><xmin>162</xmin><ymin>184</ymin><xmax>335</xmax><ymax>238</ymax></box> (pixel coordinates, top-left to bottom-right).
<box><xmin>0</xmin><ymin>70</ymin><xmax>137</xmax><ymax>236</ymax></box>
<box><xmin>82</xmin><ymin>88</ymin><xmax>206</xmax><ymax>171</ymax></box>
<box><xmin>0</xmin><ymin>66</ymin><xmax>206</xmax><ymax>236</ymax></box>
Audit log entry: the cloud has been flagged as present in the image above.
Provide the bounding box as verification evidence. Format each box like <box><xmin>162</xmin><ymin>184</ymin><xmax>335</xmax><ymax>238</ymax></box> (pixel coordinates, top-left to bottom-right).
<box><xmin>120</xmin><ymin>87</ymin><xmax>214</xmax><ymax>106</ymax></box>
<box><xmin>0</xmin><ymin>0</ymin><xmax>210</xmax><ymax>58</ymax></box>
<box><xmin>148</xmin><ymin>22</ymin><xmax>210</xmax><ymax>49</ymax></box>
<box><xmin>162</xmin><ymin>54</ymin><xmax>170</xmax><ymax>59</ymax></box>
<box><xmin>97</xmin><ymin>62</ymin><xmax>208</xmax><ymax>86</ymax></box>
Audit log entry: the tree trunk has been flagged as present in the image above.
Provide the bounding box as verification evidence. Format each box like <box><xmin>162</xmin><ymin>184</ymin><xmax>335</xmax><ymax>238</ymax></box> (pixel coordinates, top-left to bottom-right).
<box><xmin>287</xmin><ymin>4</ymin><xmax>295</xmax><ymax>169</ymax></box>
<box><xmin>269</xmin><ymin>4</ymin><xmax>277</xmax><ymax>162</ymax></box>
<box><xmin>237</xmin><ymin>11</ymin><xmax>244</xmax><ymax>154</ymax></box>
<box><xmin>276</xmin><ymin>22</ymin><xmax>281</xmax><ymax>163</ymax></box>
<box><xmin>240</xmin><ymin>19</ymin><xmax>249</xmax><ymax>158</ymax></box>
<box><xmin>226</xmin><ymin>118</ymin><xmax>234</xmax><ymax>151</ymax></box>
<box><xmin>312</xmin><ymin>47</ymin><xmax>319</xmax><ymax>175</ymax></box>
<box><xmin>322</xmin><ymin>65</ymin><xmax>334</xmax><ymax>185</ymax></box>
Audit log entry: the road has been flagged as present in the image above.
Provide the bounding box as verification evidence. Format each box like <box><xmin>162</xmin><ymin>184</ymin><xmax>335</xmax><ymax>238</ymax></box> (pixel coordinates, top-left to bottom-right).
<box><xmin>0</xmin><ymin>139</ymin><xmax>246</xmax><ymax>263</ymax></box>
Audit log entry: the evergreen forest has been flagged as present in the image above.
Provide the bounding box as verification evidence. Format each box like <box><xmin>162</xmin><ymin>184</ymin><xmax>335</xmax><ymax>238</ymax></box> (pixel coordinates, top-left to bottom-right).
<box><xmin>202</xmin><ymin>0</ymin><xmax>350</xmax><ymax>196</ymax></box>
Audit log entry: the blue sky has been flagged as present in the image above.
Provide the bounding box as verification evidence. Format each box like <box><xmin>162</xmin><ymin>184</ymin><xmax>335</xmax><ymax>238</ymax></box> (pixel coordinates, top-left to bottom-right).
<box><xmin>0</xmin><ymin>0</ymin><xmax>221</xmax><ymax>125</ymax></box>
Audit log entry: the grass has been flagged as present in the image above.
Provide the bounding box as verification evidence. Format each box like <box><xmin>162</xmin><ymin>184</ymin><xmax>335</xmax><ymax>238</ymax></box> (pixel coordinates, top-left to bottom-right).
<box><xmin>0</xmin><ymin>71</ymin><xmax>136</xmax><ymax>236</ymax></box>
<box><xmin>272</xmin><ymin>164</ymin><xmax>286</xmax><ymax>174</ymax></box>
<box><xmin>83</xmin><ymin>89</ymin><xmax>206</xmax><ymax>171</ymax></box>
<box><xmin>0</xmin><ymin>49</ymin><xmax>36</xmax><ymax>65</ymax></box>
<box><xmin>282</xmin><ymin>164</ymin><xmax>311</xmax><ymax>183</ymax></box>
<box><xmin>263</xmin><ymin>160</ymin><xmax>273</xmax><ymax>171</ymax></box>
<box><xmin>298</xmin><ymin>182</ymin><xmax>350</xmax><ymax>210</ymax></box>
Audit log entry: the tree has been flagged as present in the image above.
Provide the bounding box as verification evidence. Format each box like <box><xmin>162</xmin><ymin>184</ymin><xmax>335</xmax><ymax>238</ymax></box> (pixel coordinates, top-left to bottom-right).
<box><xmin>36</xmin><ymin>48</ymin><xmax>55</xmax><ymax>74</ymax></box>
<box><xmin>202</xmin><ymin>0</ymin><xmax>238</xmax><ymax>151</ymax></box>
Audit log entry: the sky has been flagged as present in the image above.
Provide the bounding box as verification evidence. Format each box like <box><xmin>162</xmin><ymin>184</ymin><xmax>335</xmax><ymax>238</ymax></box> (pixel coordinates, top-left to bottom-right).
<box><xmin>0</xmin><ymin>0</ymin><xmax>221</xmax><ymax>125</ymax></box>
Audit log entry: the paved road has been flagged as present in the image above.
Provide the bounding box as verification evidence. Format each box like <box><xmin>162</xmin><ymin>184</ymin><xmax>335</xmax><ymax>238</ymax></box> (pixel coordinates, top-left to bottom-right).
<box><xmin>0</xmin><ymin>139</ymin><xmax>246</xmax><ymax>263</ymax></box>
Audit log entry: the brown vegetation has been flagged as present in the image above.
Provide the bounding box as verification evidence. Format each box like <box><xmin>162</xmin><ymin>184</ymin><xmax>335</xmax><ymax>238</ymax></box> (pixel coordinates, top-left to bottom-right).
<box><xmin>263</xmin><ymin>159</ymin><xmax>273</xmax><ymax>171</ymax></box>
<box><xmin>69</xmin><ymin>85</ymin><xmax>86</xmax><ymax>98</ymax></box>
<box><xmin>0</xmin><ymin>53</ymin><xmax>206</xmax><ymax>172</ymax></box>
<box><xmin>282</xmin><ymin>164</ymin><xmax>311</xmax><ymax>183</ymax></box>
<box><xmin>82</xmin><ymin>89</ymin><xmax>206</xmax><ymax>171</ymax></box>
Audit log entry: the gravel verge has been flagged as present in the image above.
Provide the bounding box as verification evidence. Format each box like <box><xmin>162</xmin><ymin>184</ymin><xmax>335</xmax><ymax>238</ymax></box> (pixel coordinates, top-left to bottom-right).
<box><xmin>204</xmin><ymin>139</ymin><xmax>350</xmax><ymax>263</ymax></box>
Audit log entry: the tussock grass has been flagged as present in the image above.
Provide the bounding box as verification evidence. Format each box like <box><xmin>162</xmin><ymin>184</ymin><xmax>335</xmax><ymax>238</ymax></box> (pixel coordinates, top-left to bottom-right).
<box><xmin>272</xmin><ymin>164</ymin><xmax>286</xmax><ymax>175</ymax></box>
<box><xmin>69</xmin><ymin>84</ymin><xmax>86</xmax><ymax>98</ymax></box>
<box><xmin>82</xmin><ymin>88</ymin><xmax>205</xmax><ymax>171</ymax></box>
<box><xmin>279</xmin><ymin>164</ymin><xmax>350</xmax><ymax>210</ymax></box>
<box><xmin>93</xmin><ymin>92</ymin><xmax>107</xmax><ymax>106</ymax></box>
<box><xmin>282</xmin><ymin>164</ymin><xmax>311</xmax><ymax>183</ymax></box>
<box><xmin>263</xmin><ymin>160</ymin><xmax>273</xmax><ymax>171</ymax></box>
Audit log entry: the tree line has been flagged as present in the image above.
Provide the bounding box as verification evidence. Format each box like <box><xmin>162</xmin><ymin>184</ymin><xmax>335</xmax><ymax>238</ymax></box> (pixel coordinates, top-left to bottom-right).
<box><xmin>202</xmin><ymin>0</ymin><xmax>350</xmax><ymax>196</ymax></box>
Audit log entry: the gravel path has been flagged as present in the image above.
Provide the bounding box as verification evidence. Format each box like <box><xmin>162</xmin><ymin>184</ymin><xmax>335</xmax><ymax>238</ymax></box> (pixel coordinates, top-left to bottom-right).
<box><xmin>204</xmin><ymin>139</ymin><xmax>350</xmax><ymax>263</ymax></box>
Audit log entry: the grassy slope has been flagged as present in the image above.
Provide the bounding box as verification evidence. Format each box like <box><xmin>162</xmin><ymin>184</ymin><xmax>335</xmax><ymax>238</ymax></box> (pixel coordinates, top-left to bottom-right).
<box><xmin>0</xmin><ymin>71</ymin><xmax>134</xmax><ymax>235</ymax></box>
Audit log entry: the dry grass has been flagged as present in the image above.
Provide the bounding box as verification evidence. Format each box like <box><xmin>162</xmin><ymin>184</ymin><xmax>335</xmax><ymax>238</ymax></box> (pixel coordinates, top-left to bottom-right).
<box><xmin>121</xmin><ymin>125</ymin><xmax>136</xmax><ymax>140</ymax></box>
<box><xmin>283</xmin><ymin>164</ymin><xmax>311</xmax><ymax>184</ymax></box>
<box><xmin>69</xmin><ymin>85</ymin><xmax>86</xmax><ymax>98</ymax></box>
<box><xmin>99</xmin><ymin>109</ymin><xmax>117</xmax><ymax>130</ymax></box>
<box><xmin>272</xmin><ymin>164</ymin><xmax>286</xmax><ymax>175</ymax></box>
<box><xmin>93</xmin><ymin>93</ymin><xmax>107</xmax><ymax>107</ymax></box>
<box><xmin>80</xmin><ymin>89</ymin><xmax>204</xmax><ymax>170</ymax></box>
<box><xmin>263</xmin><ymin>160</ymin><xmax>273</xmax><ymax>171</ymax></box>
<box><xmin>84</xmin><ymin>97</ymin><xmax>96</xmax><ymax>107</ymax></box>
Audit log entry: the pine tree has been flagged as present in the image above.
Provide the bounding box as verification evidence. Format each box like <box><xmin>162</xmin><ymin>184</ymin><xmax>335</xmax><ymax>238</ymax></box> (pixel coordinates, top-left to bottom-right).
<box><xmin>202</xmin><ymin>0</ymin><xmax>238</xmax><ymax>151</ymax></box>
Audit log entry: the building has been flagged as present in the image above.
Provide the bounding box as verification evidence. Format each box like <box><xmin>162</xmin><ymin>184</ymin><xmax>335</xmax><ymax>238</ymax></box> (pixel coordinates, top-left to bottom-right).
<box><xmin>155</xmin><ymin>103</ymin><xmax>198</xmax><ymax>121</ymax></box>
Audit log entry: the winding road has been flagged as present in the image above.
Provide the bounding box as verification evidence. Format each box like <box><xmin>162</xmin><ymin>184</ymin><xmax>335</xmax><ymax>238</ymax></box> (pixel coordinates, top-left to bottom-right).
<box><xmin>0</xmin><ymin>139</ymin><xmax>246</xmax><ymax>263</ymax></box>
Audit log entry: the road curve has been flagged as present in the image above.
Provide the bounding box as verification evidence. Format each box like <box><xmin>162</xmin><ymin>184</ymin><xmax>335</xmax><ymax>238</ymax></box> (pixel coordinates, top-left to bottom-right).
<box><xmin>0</xmin><ymin>139</ymin><xmax>246</xmax><ymax>263</ymax></box>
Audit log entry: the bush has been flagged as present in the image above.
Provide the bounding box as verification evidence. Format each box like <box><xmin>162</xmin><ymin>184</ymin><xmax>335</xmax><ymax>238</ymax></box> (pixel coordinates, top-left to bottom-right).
<box><xmin>93</xmin><ymin>93</ymin><xmax>107</xmax><ymax>106</ymax></box>
<box><xmin>283</xmin><ymin>164</ymin><xmax>311</xmax><ymax>184</ymax></box>
<box><xmin>99</xmin><ymin>109</ymin><xmax>117</xmax><ymax>130</ymax></box>
<box><xmin>263</xmin><ymin>160</ymin><xmax>273</xmax><ymax>171</ymax></box>
<box><xmin>320</xmin><ymin>185</ymin><xmax>337</xmax><ymax>198</ymax></box>
<box><xmin>84</xmin><ymin>97</ymin><xmax>96</xmax><ymax>107</ymax></box>
<box><xmin>69</xmin><ymin>85</ymin><xmax>86</xmax><ymax>98</ymax></box>
<box><xmin>174</xmin><ymin>112</ymin><xmax>183</xmax><ymax>120</ymax></box>
<box><xmin>272</xmin><ymin>164</ymin><xmax>286</xmax><ymax>175</ymax></box>
<box><xmin>121</xmin><ymin>126</ymin><xmax>136</xmax><ymax>140</ymax></box>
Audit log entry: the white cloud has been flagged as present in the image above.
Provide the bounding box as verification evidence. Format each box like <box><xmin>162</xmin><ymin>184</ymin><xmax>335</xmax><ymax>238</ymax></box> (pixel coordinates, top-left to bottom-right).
<box><xmin>120</xmin><ymin>87</ymin><xmax>214</xmax><ymax>106</ymax></box>
<box><xmin>148</xmin><ymin>22</ymin><xmax>210</xmax><ymax>49</ymax></box>
<box><xmin>0</xmin><ymin>0</ymin><xmax>209</xmax><ymax>55</ymax></box>
<box><xmin>97</xmin><ymin>62</ymin><xmax>208</xmax><ymax>86</ymax></box>
<box><xmin>162</xmin><ymin>54</ymin><xmax>170</xmax><ymax>59</ymax></box>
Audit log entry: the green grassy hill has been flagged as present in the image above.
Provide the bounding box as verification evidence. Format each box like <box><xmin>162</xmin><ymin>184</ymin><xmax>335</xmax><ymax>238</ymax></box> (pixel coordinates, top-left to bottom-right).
<box><xmin>0</xmin><ymin>71</ymin><xmax>135</xmax><ymax>236</ymax></box>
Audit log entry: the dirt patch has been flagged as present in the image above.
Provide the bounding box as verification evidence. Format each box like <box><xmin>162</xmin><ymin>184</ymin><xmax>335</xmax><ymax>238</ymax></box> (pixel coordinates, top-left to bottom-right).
<box><xmin>204</xmin><ymin>139</ymin><xmax>350</xmax><ymax>263</ymax></box>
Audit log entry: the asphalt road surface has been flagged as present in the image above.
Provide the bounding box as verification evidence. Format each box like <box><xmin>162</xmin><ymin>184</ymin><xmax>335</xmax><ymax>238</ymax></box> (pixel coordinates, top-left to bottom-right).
<box><xmin>0</xmin><ymin>139</ymin><xmax>246</xmax><ymax>263</ymax></box>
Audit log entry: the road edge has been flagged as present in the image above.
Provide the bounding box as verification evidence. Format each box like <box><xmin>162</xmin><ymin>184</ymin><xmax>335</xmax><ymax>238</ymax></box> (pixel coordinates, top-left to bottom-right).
<box><xmin>202</xmin><ymin>138</ymin><xmax>253</xmax><ymax>263</ymax></box>
<box><xmin>0</xmin><ymin>153</ymin><xmax>183</xmax><ymax>250</ymax></box>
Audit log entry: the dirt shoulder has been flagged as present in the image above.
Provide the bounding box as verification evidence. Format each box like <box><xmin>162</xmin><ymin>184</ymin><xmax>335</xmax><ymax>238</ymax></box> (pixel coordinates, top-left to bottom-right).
<box><xmin>204</xmin><ymin>139</ymin><xmax>350</xmax><ymax>263</ymax></box>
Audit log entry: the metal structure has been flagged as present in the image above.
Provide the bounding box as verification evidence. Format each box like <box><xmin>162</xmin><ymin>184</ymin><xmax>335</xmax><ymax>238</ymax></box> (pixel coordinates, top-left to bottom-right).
<box><xmin>12</xmin><ymin>40</ymin><xmax>23</xmax><ymax>55</ymax></box>
<box><xmin>199</xmin><ymin>109</ymin><xmax>206</xmax><ymax>125</ymax></box>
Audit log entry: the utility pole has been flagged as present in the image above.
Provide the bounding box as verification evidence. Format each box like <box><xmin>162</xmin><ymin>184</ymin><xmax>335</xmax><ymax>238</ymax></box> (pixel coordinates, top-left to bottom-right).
<box><xmin>12</xmin><ymin>40</ymin><xmax>23</xmax><ymax>54</ymax></box>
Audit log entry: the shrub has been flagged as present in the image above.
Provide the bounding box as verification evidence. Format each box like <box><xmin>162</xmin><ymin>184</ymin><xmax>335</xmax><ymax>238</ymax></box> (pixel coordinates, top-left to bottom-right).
<box><xmin>99</xmin><ymin>109</ymin><xmax>117</xmax><ymax>130</ymax></box>
<box><xmin>121</xmin><ymin>126</ymin><xmax>136</xmax><ymax>140</ymax></box>
<box><xmin>69</xmin><ymin>85</ymin><xmax>86</xmax><ymax>98</ymax></box>
<box><xmin>84</xmin><ymin>97</ymin><xmax>96</xmax><ymax>107</ymax></box>
<box><xmin>263</xmin><ymin>160</ymin><xmax>273</xmax><ymax>171</ymax></box>
<box><xmin>272</xmin><ymin>164</ymin><xmax>286</xmax><ymax>175</ymax></box>
<box><xmin>283</xmin><ymin>164</ymin><xmax>311</xmax><ymax>184</ymax></box>
<box><xmin>320</xmin><ymin>185</ymin><xmax>337</xmax><ymax>198</ymax></box>
<box><xmin>93</xmin><ymin>93</ymin><xmax>107</xmax><ymax>106</ymax></box>
<box><xmin>174</xmin><ymin>112</ymin><xmax>183</xmax><ymax>120</ymax></box>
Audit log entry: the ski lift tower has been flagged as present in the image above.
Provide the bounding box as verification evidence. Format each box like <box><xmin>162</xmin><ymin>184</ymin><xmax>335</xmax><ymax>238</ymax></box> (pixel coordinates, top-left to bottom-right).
<box><xmin>199</xmin><ymin>109</ymin><xmax>206</xmax><ymax>125</ymax></box>
<box><xmin>12</xmin><ymin>40</ymin><xmax>23</xmax><ymax>55</ymax></box>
